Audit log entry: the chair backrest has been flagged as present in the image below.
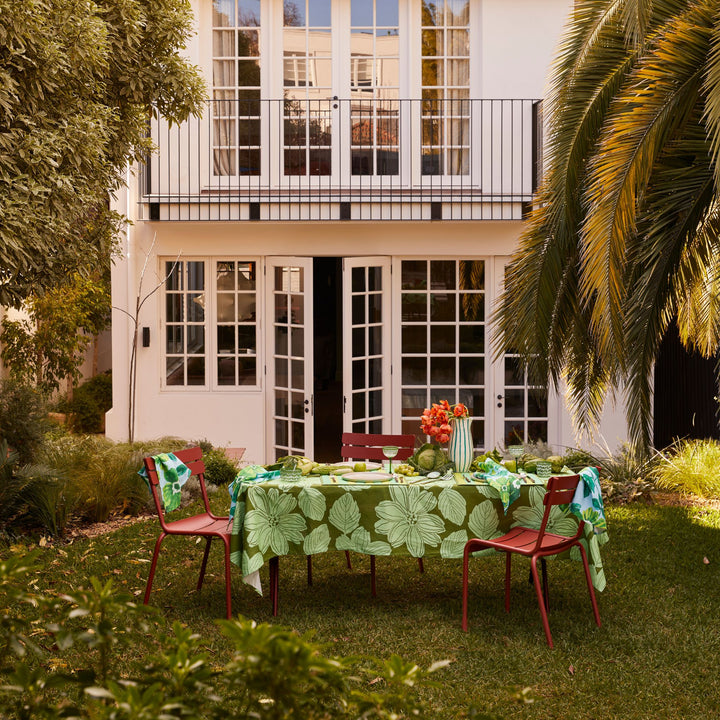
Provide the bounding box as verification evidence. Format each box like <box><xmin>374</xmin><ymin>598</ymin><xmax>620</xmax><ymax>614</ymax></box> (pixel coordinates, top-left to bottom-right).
<box><xmin>143</xmin><ymin>446</ymin><xmax>208</xmax><ymax>529</ymax></box>
<box><xmin>340</xmin><ymin>433</ymin><xmax>415</xmax><ymax>462</ymax></box>
<box><xmin>535</xmin><ymin>474</ymin><xmax>583</xmax><ymax>544</ymax></box>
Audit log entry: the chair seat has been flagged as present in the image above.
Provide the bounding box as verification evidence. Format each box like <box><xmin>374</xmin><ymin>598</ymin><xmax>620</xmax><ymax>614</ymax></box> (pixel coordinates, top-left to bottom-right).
<box><xmin>165</xmin><ymin>514</ymin><xmax>230</xmax><ymax>535</ymax></box>
<box><xmin>474</xmin><ymin>526</ymin><xmax>579</xmax><ymax>555</ymax></box>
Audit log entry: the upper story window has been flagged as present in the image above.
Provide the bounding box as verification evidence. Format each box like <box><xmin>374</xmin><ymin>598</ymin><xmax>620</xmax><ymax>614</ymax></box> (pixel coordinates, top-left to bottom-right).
<box><xmin>421</xmin><ymin>0</ymin><xmax>470</xmax><ymax>175</ymax></box>
<box><xmin>163</xmin><ymin>259</ymin><xmax>259</xmax><ymax>389</ymax></box>
<box><xmin>209</xmin><ymin>0</ymin><xmax>471</xmax><ymax>179</ymax></box>
<box><xmin>212</xmin><ymin>0</ymin><xmax>262</xmax><ymax>175</ymax></box>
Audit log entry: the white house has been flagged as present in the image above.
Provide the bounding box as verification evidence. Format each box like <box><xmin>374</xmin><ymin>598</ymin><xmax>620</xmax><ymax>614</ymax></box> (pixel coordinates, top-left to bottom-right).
<box><xmin>107</xmin><ymin>0</ymin><xmax>630</xmax><ymax>464</ymax></box>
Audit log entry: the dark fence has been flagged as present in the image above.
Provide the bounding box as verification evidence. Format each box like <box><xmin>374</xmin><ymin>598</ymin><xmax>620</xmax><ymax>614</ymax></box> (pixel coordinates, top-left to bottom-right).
<box><xmin>139</xmin><ymin>97</ymin><xmax>542</xmax><ymax>221</ymax></box>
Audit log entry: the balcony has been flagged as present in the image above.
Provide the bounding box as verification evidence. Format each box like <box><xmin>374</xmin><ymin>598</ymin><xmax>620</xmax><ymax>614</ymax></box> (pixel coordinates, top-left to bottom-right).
<box><xmin>139</xmin><ymin>98</ymin><xmax>542</xmax><ymax>222</ymax></box>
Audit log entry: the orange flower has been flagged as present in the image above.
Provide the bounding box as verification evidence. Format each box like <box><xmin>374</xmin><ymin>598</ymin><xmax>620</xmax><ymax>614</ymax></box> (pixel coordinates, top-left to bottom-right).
<box><xmin>419</xmin><ymin>400</ymin><xmax>469</xmax><ymax>444</ymax></box>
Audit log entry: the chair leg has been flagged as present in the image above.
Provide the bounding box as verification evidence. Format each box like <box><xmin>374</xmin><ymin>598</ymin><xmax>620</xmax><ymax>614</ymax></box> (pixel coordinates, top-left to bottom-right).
<box><xmin>345</xmin><ymin>550</ymin><xmax>352</xmax><ymax>569</ymax></box>
<box><xmin>541</xmin><ymin>558</ymin><xmax>549</xmax><ymax>611</ymax></box>
<box><xmin>504</xmin><ymin>552</ymin><xmax>512</xmax><ymax>613</ymax></box>
<box><xmin>307</xmin><ymin>555</ymin><xmax>313</xmax><ymax>586</ymax></box>
<box><xmin>530</xmin><ymin>555</ymin><xmax>554</xmax><ymax>648</ymax></box>
<box><xmin>222</xmin><ymin>537</ymin><xmax>232</xmax><ymax>620</ymax></box>
<box><xmin>417</xmin><ymin>557</ymin><xmax>425</xmax><ymax>573</ymax></box>
<box><xmin>197</xmin><ymin>537</ymin><xmax>213</xmax><ymax>591</ymax></box>
<box><xmin>576</xmin><ymin>542</ymin><xmax>602</xmax><ymax>628</ymax></box>
<box><xmin>269</xmin><ymin>556</ymin><xmax>279</xmax><ymax>616</ymax></box>
<box><xmin>370</xmin><ymin>555</ymin><xmax>376</xmax><ymax>597</ymax></box>
<box><xmin>144</xmin><ymin>533</ymin><xmax>167</xmax><ymax>606</ymax></box>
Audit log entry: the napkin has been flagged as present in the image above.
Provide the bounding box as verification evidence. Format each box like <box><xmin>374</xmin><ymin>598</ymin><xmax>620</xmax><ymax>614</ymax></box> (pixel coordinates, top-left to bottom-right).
<box><xmin>570</xmin><ymin>466</ymin><xmax>607</xmax><ymax>533</ymax></box>
<box><xmin>228</xmin><ymin>465</ymin><xmax>281</xmax><ymax>522</ymax></box>
<box><xmin>138</xmin><ymin>453</ymin><xmax>191</xmax><ymax>513</ymax></box>
<box><xmin>473</xmin><ymin>458</ymin><xmax>523</xmax><ymax>514</ymax></box>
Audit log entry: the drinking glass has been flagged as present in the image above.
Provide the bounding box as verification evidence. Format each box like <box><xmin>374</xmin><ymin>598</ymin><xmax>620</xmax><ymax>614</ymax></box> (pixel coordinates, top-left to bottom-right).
<box><xmin>382</xmin><ymin>445</ymin><xmax>399</xmax><ymax>473</ymax></box>
<box><xmin>508</xmin><ymin>444</ymin><xmax>524</xmax><ymax>471</ymax></box>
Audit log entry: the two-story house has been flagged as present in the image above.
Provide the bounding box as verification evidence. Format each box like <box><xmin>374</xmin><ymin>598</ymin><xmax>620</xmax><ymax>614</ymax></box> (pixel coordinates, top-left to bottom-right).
<box><xmin>106</xmin><ymin>0</ymin><xmax>630</xmax><ymax>462</ymax></box>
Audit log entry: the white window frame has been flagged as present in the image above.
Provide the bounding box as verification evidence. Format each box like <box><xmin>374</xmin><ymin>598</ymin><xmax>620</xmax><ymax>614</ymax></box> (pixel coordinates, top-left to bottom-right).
<box><xmin>160</xmin><ymin>256</ymin><xmax>264</xmax><ymax>392</ymax></box>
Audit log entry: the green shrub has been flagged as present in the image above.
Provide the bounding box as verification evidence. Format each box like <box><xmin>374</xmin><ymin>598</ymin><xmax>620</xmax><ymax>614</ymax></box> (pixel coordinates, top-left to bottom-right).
<box><xmin>66</xmin><ymin>372</ymin><xmax>112</xmax><ymax>434</ymax></box>
<box><xmin>0</xmin><ymin>551</ymin><xmax>446</xmax><ymax>719</ymax></box>
<box><xmin>652</xmin><ymin>439</ymin><xmax>720</xmax><ymax>498</ymax></box>
<box><xmin>0</xmin><ymin>379</ymin><xmax>48</xmax><ymax>463</ymax></box>
<box><xmin>36</xmin><ymin>435</ymin><xmax>148</xmax><ymax>524</ymax></box>
<box><xmin>203</xmin><ymin>447</ymin><xmax>239</xmax><ymax>487</ymax></box>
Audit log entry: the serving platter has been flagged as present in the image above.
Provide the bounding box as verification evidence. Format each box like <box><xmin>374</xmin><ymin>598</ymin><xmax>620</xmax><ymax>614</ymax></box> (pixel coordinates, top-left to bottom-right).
<box><xmin>342</xmin><ymin>471</ymin><xmax>394</xmax><ymax>483</ymax></box>
<box><xmin>332</xmin><ymin>461</ymin><xmax>382</xmax><ymax>472</ymax></box>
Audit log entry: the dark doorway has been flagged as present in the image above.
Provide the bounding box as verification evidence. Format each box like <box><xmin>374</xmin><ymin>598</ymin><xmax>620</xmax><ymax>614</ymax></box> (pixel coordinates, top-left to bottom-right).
<box><xmin>653</xmin><ymin>322</ymin><xmax>719</xmax><ymax>449</ymax></box>
<box><xmin>313</xmin><ymin>257</ymin><xmax>343</xmax><ymax>461</ymax></box>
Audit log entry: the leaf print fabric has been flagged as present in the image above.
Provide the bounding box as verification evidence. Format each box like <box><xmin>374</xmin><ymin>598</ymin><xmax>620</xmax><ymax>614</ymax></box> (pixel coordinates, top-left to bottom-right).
<box><xmin>472</xmin><ymin>459</ymin><xmax>523</xmax><ymax>513</ymax></box>
<box><xmin>138</xmin><ymin>453</ymin><xmax>191</xmax><ymax>513</ymax></box>
<box><xmin>245</xmin><ymin>487</ymin><xmax>306</xmax><ymax>555</ymax></box>
<box><xmin>374</xmin><ymin>486</ymin><xmax>445</xmax><ymax>556</ymax></box>
<box><xmin>570</xmin><ymin>466</ymin><xmax>607</xmax><ymax>533</ymax></box>
<box><xmin>228</xmin><ymin>471</ymin><xmax>609</xmax><ymax>596</ymax></box>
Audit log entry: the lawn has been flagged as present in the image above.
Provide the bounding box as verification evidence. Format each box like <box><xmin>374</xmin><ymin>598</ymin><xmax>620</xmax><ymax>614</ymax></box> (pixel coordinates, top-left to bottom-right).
<box><xmin>16</xmin><ymin>498</ymin><xmax>720</xmax><ymax>719</ymax></box>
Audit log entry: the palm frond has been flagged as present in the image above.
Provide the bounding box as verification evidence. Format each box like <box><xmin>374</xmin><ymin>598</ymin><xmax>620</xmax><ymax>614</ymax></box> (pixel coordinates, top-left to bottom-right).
<box><xmin>579</xmin><ymin>3</ymin><xmax>713</xmax><ymax>362</ymax></box>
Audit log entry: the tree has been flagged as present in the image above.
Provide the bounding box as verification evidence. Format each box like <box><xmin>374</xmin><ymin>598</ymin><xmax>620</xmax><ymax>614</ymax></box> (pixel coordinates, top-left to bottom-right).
<box><xmin>1</xmin><ymin>272</ymin><xmax>111</xmax><ymax>394</ymax></box>
<box><xmin>497</xmin><ymin>0</ymin><xmax>720</xmax><ymax>451</ymax></box>
<box><xmin>0</xmin><ymin>0</ymin><xmax>206</xmax><ymax>307</ymax></box>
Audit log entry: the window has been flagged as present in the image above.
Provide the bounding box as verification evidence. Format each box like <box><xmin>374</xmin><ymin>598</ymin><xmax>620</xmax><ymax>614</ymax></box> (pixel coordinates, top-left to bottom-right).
<box><xmin>165</xmin><ymin>261</ymin><xmax>207</xmax><ymax>386</ymax></box>
<box><xmin>350</xmin><ymin>0</ymin><xmax>399</xmax><ymax>176</ymax></box>
<box><xmin>421</xmin><ymin>0</ymin><xmax>470</xmax><ymax>175</ymax></box>
<box><xmin>212</xmin><ymin>0</ymin><xmax>262</xmax><ymax>176</ymax></box>
<box><xmin>163</xmin><ymin>259</ymin><xmax>259</xmax><ymax>388</ymax></box>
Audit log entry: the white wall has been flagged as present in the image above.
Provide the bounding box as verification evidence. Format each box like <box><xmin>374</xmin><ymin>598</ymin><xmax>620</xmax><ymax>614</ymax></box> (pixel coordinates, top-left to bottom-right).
<box><xmin>480</xmin><ymin>0</ymin><xmax>572</xmax><ymax>98</ymax></box>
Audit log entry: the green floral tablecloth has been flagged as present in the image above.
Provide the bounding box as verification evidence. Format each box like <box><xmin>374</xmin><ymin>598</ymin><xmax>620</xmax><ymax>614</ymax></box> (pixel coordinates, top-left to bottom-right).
<box><xmin>229</xmin><ymin>474</ymin><xmax>609</xmax><ymax>594</ymax></box>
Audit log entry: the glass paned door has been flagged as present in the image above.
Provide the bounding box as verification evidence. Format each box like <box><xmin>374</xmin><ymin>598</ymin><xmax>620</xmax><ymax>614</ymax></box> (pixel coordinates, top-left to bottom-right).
<box><xmin>343</xmin><ymin>257</ymin><xmax>391</xmax><ymax>433</ymax></box>
<box><xmin>266</xmin><ymin>257</ymin><xmax>314</xmax><ymax>460</ymax></box>
<box><xmin>492</xmin><ymin>256</ymin><xmax>549</xmax><ymax>446</ymax></box>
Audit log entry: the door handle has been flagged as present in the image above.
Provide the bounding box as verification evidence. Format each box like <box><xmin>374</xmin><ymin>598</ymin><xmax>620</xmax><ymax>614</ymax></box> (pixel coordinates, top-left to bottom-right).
<box><xmin>497</xmin><ymin>394</ymin><xmax>503</xmax><ymax>408</ymax></box>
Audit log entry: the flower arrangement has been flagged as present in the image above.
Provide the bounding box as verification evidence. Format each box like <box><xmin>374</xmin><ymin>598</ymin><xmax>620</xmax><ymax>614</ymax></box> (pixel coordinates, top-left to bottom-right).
<box><xmin>420</xmin><ymin>400</ymin><xmax>469</xmax><ymax>444</ymax></box>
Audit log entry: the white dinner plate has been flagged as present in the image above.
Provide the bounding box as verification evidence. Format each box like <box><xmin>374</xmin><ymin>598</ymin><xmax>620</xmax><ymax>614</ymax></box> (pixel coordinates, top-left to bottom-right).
<box><xmin>332</xmin><ymin>461</ymin><xmax>382</xmax><ymax>471</ymax></box>
<box><xmin>342</xmin><ymin>471</ymin><xmax>394</xmax><ymax>483</ymax></box>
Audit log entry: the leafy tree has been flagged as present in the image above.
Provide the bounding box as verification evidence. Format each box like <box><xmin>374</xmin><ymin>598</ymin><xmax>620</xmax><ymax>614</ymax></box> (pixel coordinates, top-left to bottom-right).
<box><xmin>0</xmin><ymin>0</ymin><xmax>206</xmax><ymax>307</ymax></box>
<box><xmin>1</xmin><ymin>273</ymin><xmax>110</xmax><ymax>393</ymax></box>
<box><xmin>497</xmin><ymin>0</ymin><xmax>720</xmax><ymax>451</ymax></box>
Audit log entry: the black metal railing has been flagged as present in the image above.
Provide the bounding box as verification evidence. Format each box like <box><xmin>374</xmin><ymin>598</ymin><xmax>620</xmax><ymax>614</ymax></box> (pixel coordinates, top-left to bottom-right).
<box><xmin>139</xmin><ymin>98</ymin><xmax>542</xmax><ymax>221</ymax></box>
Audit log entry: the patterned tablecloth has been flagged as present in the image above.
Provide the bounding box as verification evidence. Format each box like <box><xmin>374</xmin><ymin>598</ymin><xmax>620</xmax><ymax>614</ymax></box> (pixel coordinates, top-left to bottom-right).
<box><xmin>228</xmin><ymin>471</ymin><xmax>609</xmax><ymax>594</ymax></box>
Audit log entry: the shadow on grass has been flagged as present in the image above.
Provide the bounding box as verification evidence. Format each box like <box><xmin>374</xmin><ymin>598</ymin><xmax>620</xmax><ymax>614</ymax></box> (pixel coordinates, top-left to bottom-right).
<box><xmin>35</xmin><ymin>502</ymin><xmax>720</xmax><ymax>720</ymax></box>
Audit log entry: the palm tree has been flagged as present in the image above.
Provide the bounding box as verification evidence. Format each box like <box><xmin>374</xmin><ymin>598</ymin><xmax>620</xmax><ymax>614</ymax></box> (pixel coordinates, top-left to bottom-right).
<box><xmin>497</xmin><ymin>0</ymin><xmax>720</xmax><ymax>451</ymax></box>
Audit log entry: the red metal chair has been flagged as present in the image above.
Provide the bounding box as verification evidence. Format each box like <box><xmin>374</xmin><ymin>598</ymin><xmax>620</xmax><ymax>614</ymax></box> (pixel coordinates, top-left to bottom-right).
<box><xmin>340</xmin><ymin>433</ymin><xmax>416</xmax><ymax>464</ymax></box>
<box><xmin>142</xmin><ymin>446</ymin><xmax>233</xmax><ymax>619</ymax></box>
<box><xmin>461</xmin><ymin>474</ymin><xmax>601</xmax><ymax>648</ymax></box>
<box><xmin>341</xmin><ymin>432</ymin><xmax>421</xmax><ymax>596</ymax></box>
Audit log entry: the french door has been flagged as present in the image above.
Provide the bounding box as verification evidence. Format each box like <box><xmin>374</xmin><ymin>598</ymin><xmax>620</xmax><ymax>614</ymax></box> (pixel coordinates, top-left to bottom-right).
<box><xmin>264</xmin><ymin>254</ymin><xmax>552</xmax><ymax>461</ymax></box>
<box><xmin>265</xmin><ymin>257</ymin><xmax>314</xmax><ymax>460</ymax></box>
<box><xmin>277</xmin><ymin>0</ymin><xmax>402</xmax><ymax>184</ymax></box>
<box><xmin>491</xmin><ymin>256</ymin><xmax>551</xmax><ymax>448</ymax></box>
<box><xmin>342</xmin><ymin>257</ymin><xmax>392</xmax><ymax>433</ymax></box>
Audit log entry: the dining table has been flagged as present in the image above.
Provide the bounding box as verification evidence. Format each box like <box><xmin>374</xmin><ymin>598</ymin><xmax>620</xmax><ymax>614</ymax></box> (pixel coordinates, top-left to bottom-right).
<box><xmin>227</xmin><ymin>465</ymin><xmax>608</xmax><ymax>615</ymax></box>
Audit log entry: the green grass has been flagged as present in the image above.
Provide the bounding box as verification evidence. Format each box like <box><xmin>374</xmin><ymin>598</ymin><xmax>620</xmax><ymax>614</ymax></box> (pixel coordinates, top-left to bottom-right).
<box><xmin>20</xmin><ymin>498</ymin><xmax>720</xmax><ymax>719</ymax></box>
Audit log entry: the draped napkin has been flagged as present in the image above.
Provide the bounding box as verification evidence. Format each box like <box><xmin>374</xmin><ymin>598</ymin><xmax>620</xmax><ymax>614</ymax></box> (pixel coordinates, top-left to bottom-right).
<box><xmin>228</xmin><ymin>465</ymin><xmax>281</xmax><ymax>522</ymax></box>
<box><xmin>472</xmin><ymin>458</ymin><xmax>524</xmax><ymax>513</ymax></box>
<box><xmin>138</xmin><ymin>452</ymin><xmax>191</xmax><ymax>513</ymax></box>
<box><xmin>571</xmin><ymin>466</ymin><xmax>607</xmax><ymax>534</ymax></box>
